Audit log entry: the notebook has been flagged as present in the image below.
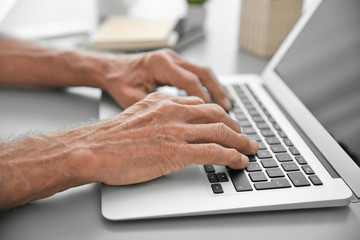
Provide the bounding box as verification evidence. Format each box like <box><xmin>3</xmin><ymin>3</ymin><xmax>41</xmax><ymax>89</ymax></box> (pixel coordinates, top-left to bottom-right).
<box><xmin>91</xmin><ymin>16</ymin><xmax>179</xmax><ymax>51</ymax></box>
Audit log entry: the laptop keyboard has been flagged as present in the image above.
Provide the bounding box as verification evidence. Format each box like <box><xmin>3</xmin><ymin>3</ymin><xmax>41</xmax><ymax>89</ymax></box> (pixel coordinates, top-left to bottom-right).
<box><xmin>204</xmin><ymin>84</ymin><xmax>323</xmax><ymax>194</ymax></box>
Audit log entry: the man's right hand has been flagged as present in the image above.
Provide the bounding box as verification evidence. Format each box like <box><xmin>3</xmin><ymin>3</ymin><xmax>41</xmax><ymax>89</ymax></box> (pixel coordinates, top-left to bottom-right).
<box><xmin>87</xmin><ymin>92</ymin><xmax>258</xmax><ymax>185</ymax></box>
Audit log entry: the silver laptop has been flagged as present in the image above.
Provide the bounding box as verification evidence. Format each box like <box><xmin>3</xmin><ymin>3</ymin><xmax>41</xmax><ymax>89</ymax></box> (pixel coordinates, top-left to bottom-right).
<box><xmin>100</xmin><ymin>0</ymin><xmax>360</xmax><ymax>220</ymax></box>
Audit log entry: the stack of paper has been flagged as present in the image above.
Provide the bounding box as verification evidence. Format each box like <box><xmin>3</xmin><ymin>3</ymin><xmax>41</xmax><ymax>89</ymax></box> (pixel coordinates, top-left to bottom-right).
<box><xmin>91</xmin><ymin>16</ymin><xmax>179</xmax><ymax>51</ymax></box>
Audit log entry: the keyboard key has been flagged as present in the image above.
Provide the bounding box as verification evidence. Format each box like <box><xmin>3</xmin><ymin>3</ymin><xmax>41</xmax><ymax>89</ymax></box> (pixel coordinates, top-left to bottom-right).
<box><xmin>249</xmin><ymin>172</ymin><xmax>268</xmax><ymax>182</ymax></box>
<box><xmin>207</xmin><ymin>173</ymin><xmax>219</xmax><ymax>183</ymax></box>
<box><xmin>278</xmin><ymin>131</ymin><xmax>287</xmax><ymax>138</ymax></box>
<box><xmin>217</xmin><ymin>172</ymin><xmax>229</xmax><ymax>182</ymax></box>
<box><xmin>302</xmin><ymin>165</ymin><xmax>315</xmax><ymax>175</ymax></box>
<box><xmin>239</xmin><ymin>119</ymin><xmax>251</xmax><ymax>126</ymax></box>
<box><xmin>273</xmin><ymin>123</ymin><xmax>282</xmax><ymax>130</ymax></box>
<box><xmin>246</xmin><ymin>162</ymin><xmax>262</xmax><ymax>172</ymax></box>
<box><xmin>265</xmin><ymin>137</ymin><xmax>281</xmax><ymax>145</ymax></box>
<box><xmin>309</xmin><ymin>175</ymin><xmax>323</xmax><ymax>185</ymax></box>
<box><xmin>241</xmin><ymin>98</ymin><xmax>251</xmax><ymax>104</ymax></box>
<box><xmin>268</xmin><ymin>116</ymin><xmax>277</xmax><ymax>123</ymax></box>
<box><xmin>258</xmin><ymin>141</ymin><xmax>267</xmax><ymax>150</ymax></box>
<box><xmin>233</xmin><ymin>108</ymin><xmax>243</xmax><ymax>114</ymax></box>
<box><xmin>281</xmin><ymin>162</ymin><xmax>300</xmax><ymax>172</ymax></box>
<box><xmin>256</xmin><ymin>150</ymin><xmax>272</xmax><ymax>159</ymax></box>
<box><xmin>257</xmin><ymin>122</ymin><xmax>269</xmax><ymax>129</ymax></box>
<box><xmin>288</xmin><ymin>172</ymin><xmax>310</xmax><ymax>187</ymax></box>
<box><xmin>236</xmin><ymin>113</ymin><xmax>248</xmax><ymax>120</ymax></box>
<box><xmin>261</xmin><ymin>159</ymin><xmax>279</xmax><ymax>168</ymax></box>
<box><xmin>295</xmin><ymin>156</ymin><xmax>307</xmax><ymax>165</ymax></box>
<box><xmin>244</xmin><ymin>103</ymin><xmax>255</xmax><ymax>109</ymax></box>
<box><xmin>211</xmin><ymin>184</ymin><xmax>224</xmax><ymax>194</ymax></box>
<box><xmin>254</xmin><ymin>179</ymin><xmax>291</xmax><ymax>190</ymax></box>
<box><xmin>248</xmin><ymin>155</ymin><xmax>256</xmax><ymax>162</ymax></box>
<box><xmin>243</xmin><ymin>127</ymin><xmax>256</xmax><ymax>134</ymax></box>
<box><xmin>261</xmin><ymin>129</ymin><xmax>275</xmax><ymax>137</ymax></box>
<box><xmin>204</xmin><ymin>164</ymin><xmax>215</xmax><ymax>173</ymax></box>
<box><xmin>252</xmin><ymin>115</ymin><xmax>264</xmax><ymax>122</ymax></box>
<box><xmin>239</xmin><ymin>96</ymin><xmax>249</xmax><ymax>101</ymax></box>
<box><xmin>233</xmin><ymin>85</ymin><xmax>243</xmax><ymax>92</ymax></box>
<box><xmin>266</xmin><ymin>168</ymin><xmax>285</xmax><ymax>178</ymax></box>
<box><xmin>228</xmin><ymin>169</ymin><xmax>253</xmax><ymax>192</ymax></box>
<box><xmin>289</xmin><ymin>147</ymin><xmax>301</xmax><ymax>155</ymax></box>
<box><xmin>248</xmin><ymin>109</ymin><xmax>259</xmax><ymax>116</ymax></box>
<box><xmin>270</xmin><ymin>145</ymin><xmax>287</xmax><ymax>153</ymax></box>
<box><xmin>263</xmin><ymin>109</ymin><xmax>271</xmax><ymax>117</ymax></box>
<box><xmin>247</xmin><ymin>134</ymin><xmax>261</xmax><ymax>141</ymax></box>
<box><xmin>276</xmin><ymin>153</ymin><xmax>293</xmax><ymax>162</ymax></box>
<box><xmin>283</xmin><ymin>138</ymin><xmax>294</xmax><ymax>147</ymax></box>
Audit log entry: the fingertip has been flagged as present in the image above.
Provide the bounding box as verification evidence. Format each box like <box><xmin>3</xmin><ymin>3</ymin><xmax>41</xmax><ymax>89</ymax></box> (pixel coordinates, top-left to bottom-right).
<box><xmin>240</xmin><ymin>154</ymin><xmax>249</xmax><ymax>168</ymax></box>
<box><xmin>229</xmin><ymin>153</ymin><xmax>249</xmax><ymax>169</ymax></box>
<box><xmin>249</xmin><ymin>139</ymin><xmax>259</xmax><ymax>154</ymax></box>
<box><xmin>223</xmin><ymin>97</ymin><xmax>232</xmax><ymax>110</ymax></box>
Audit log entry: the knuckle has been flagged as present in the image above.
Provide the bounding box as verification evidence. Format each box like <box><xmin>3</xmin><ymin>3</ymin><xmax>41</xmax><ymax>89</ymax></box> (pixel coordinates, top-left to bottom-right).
<box><xmin>205</xmin><ymin>143</ymin><xmax>221</xmax><ymax>157</ymax></box>
<box><xmin>147</xmin><ymin>92</ymin><xmax>169</xmax><ymax>100</ymax></box>
<box><xmin>146</xmin><ymin>51</ymin><xmax>167</xmax><ymax>65</ymax></box>
<box><xmin>209</xmin><ymin>103</ymin><xmax>226</xmax><ymax>116</ymax></box>
<box><xmin>186</xmin><ymin>75</ymin><xmax>200</xmax><ymax>85</ymax></box>
<box><xmin>210</xmin><ymin>103</ymin><xmax>224</xmax><ymax>112</ymax></box>
<box><xmin>227</xmin><ymin>149</ymin><xmax>239</xmax><ymax>164</ymax></box>
<box><xmin>191</xmin><ymin>96</ymin><xmax>205</xmax><ymax>104</ymax></box>
<box><xmin>159</xmin><ymin>99</ymin><xmax>176</xmax><ymax>109</ymax></box>
<box><xmin>213</xmin><ymin>123</ymin><xmax>228</xmax><ymax>142</ymax></box>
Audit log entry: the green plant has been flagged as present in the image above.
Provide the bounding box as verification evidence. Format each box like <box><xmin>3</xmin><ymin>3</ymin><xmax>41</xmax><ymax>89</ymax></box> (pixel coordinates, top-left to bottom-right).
<box><xmin>187</xmin><ymin>0</ymin><xmax>207</xmax><ymax>4</ymax></box>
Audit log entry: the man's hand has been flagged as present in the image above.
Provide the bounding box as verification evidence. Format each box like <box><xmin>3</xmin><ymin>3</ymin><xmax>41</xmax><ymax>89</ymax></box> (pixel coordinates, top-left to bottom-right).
<box><xmin>96</xmin><ymin>49</ymin><xmax>232</xmax><ymax>110</ymax></box>
<box><xmin>0</xmin><ymin>92</ymin><xmax>257</xmax><ymax>210</ymax></box>
<box><xmin>0</xmin><ymin>38</ymin><xmax>231</xmax><ymax>110</ymax></box>
<box><xmin>86</xmin><ymin>93</ymin><xmax>257</xmax><ymax>185</ymax></box>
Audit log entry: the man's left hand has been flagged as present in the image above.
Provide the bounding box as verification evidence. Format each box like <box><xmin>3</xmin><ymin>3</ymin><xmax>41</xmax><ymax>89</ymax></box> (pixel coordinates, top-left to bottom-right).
<box><xmin>96</xmin><ymin>49</ymin><xmax>232</xmax><ymax>110</ymax></box>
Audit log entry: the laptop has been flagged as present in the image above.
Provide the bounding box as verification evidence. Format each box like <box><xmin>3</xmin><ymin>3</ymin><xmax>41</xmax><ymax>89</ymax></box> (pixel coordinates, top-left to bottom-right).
<box><xmin>100</xmin><ymin>0</ymin><xmax>360</xmax><ymax>220</ymax></box>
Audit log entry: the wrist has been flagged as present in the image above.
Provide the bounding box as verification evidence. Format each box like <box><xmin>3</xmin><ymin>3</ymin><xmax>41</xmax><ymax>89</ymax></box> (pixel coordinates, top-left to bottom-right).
<box><xmin>53</xmin><ymin>127</ymin><xmax>102</xmax><ymax>185</ymax></box>
<box><xmin>57</xmin><ymin>50</ymin><xmax>112</xmax><ymax>90</ymax></box>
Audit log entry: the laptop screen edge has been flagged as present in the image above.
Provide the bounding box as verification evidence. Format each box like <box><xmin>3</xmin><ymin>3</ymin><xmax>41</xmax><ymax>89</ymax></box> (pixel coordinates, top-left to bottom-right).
<box><xmin>260</xmin><ymin>0</ymin><xmax>360</xmax><ymax>198</ymax></box>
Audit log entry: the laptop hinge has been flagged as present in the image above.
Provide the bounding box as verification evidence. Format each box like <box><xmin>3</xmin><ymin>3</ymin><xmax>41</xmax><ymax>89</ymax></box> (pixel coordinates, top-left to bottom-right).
<box><xmin>350</xmin><ymin>194</ymin><xmax>360</xmax><ymax>203</ymax></box>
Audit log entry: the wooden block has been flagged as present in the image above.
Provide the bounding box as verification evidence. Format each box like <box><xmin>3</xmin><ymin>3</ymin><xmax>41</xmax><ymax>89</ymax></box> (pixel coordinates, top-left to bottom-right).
<box><xmin>239</xmin><ymin>0</ymin><xmax>302</xmax><ymax>57</ymax></box>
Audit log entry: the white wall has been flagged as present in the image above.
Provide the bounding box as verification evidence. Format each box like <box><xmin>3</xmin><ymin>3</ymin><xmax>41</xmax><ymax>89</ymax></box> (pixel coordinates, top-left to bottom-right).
<box><xmin>0</xmin><ymin>0</ymin><xmax>96</xmax><ymax>38</ymax></box>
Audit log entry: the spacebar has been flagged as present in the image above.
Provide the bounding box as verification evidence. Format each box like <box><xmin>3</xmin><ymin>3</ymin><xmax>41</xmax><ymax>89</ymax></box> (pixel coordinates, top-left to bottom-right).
<box><xmin>254</xmin><ymin>179</ymin><xmax>291</xmax><ymax>190</ymax></box>
<box><xmin>228</xmin><ymin>169</ymin><xmax>253</xmax><ymax>192</ymax></box>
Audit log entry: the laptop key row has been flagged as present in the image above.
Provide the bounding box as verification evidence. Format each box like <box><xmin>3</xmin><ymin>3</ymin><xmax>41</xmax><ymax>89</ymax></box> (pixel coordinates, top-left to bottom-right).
<box><xmin>205</xmin><ymin>163</ymin><xmax>323</xmax><ymax>194</ymax></box>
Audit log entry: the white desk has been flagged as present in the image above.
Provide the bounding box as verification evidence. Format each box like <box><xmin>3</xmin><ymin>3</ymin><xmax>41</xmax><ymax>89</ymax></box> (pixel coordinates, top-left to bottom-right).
<box><xmin>1</xmin><ymin>1</ymin><xmax>359</xmax><ymax>239</ymax></box>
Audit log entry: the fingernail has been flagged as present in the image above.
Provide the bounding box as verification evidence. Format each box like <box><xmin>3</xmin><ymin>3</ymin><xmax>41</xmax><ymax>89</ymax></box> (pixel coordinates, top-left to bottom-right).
<box><xmin>241</xmin><ymin>155</ymin><xmax>249</xmax><ymax>165</ymax></box>
<box><xmin>250</xmin><ymin>139</ymin><xmax>259</xmax><ymax>152</ymax></box>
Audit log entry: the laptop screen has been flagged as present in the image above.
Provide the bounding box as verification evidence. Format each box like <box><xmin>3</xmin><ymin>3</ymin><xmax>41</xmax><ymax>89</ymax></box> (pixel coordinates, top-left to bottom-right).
<box><xmin>275</xmin><ymin>0</ymin><xmax>360</xmax><ymax>165</ymax></box>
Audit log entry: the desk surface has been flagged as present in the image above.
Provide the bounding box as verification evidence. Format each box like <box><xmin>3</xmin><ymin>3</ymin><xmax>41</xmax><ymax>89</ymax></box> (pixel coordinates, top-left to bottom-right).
<box><xmin>1</xmin><ymin>1</ymin><xmax>359</xmax><ymax>239</ymax></box>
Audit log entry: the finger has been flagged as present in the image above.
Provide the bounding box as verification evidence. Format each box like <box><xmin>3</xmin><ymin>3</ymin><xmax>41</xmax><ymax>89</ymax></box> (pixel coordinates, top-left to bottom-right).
<box><xmin>109</xmin><ymin>88</ymin><xmax>148</xmax><ymax>109</ymax></box>
<box><xmin>163</xmin><ymin>64</ymin><xmax>212</xmax><ymax>104</ymax></box>
<box><xmin>184</xmin><ymin>123</ymin><xmax>258</xmax><ymax>155</ymax></box>
<box><xmin>174</xmin><ymin>61</ymin><xmax>231</xmax><ymax>110</ymax></box>
<box><xmin>185</xmin><ymin>103</ymin><xmax>241</xmax><ymax>133</ymax></box>
<box><xmin>182</xmin><ymin>143</ymin><xmax>249</xmax><ymax>169</ymax></box>
<box><xmin>170</xmin><ymin>96</ymin><xmax>205</xmax><ymax>106</ymax></box>
<box><xmin>165</xmin><ymin>51</ymin><xmax>230</xmax><ymax>109</ymax></box>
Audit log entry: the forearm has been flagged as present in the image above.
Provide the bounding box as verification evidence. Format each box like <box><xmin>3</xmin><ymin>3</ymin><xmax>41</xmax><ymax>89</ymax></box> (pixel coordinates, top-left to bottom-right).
<box><xmin>0</xmin><ymin>37</ymin><xmax>108</xmax><ymax>89</ymax></box>
<box><xmin>0</xmin><ymin>127</ymin><xmax>99</xmax><ymax>211</ymax></box>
